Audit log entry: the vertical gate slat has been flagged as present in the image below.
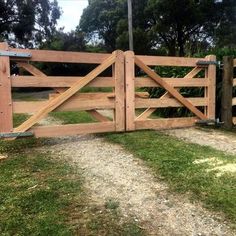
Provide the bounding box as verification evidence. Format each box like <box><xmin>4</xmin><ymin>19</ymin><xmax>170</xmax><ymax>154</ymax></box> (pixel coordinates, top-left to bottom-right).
<box><xmin>114</xmin><ymin>50</ymin><xmax>125</xmax><ymax>131</ymax></box>
<box><xmin>206</xmin><ymin>55</ymin><xmax>216</xmax><ymax>119</ymax></box>
<box><xmin>0</xmin><ymin>42</ymin><xmax>13</xmax><ymax>133</ymax></box>
<box><xmin>125</xmin><ymin>51</ymin><xmax>135</xmax><ymax>131</ymax></box>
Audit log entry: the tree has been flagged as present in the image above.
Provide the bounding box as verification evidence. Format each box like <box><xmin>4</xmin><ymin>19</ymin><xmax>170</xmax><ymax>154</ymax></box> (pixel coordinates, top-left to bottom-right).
<box><xmin>39</xmin><ymin>30</ymin><xmax>88</xmax><ymax>76</ymax></box>
<box><xmin>214</xmin><ymin>0</ymin><xmax>236</xmax><ymax>48</ymax></box>
<box><xmin>79</xmin><ymin>0</ymin><xmax>126</xmax><ymax>52</ymax></box>
<box><xmin>41</xmin><ymin>30</ymin><xmax>86</xmax><ymax>52</ymax></box>
<box><xmin>80</xmin><ymin>0</ymin><xmax>236</xmax><ymax>56</ymax></box>
<box><xmin>146</xmin><ymin>0</ymin><xmax>223</xmax><ymax>56</ymax></box>
<box><xmin>0</xmin><ymin>0</ymin><xmax>61</xmax><ymax>47</ymax></box>
<box><xmin>79</xmin><ymin>0</ymin><xmax>151</xmax><ymax>54</ymax></box>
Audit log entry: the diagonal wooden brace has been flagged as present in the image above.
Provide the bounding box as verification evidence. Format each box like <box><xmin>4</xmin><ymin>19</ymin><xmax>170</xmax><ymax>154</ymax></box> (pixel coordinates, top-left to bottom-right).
<box><xmin>14</xmin><ymin>53</ymin><xmax>116</xmax><ymax>133</ymax></box>
<box><xmin>134</xmin><ymin>57</ymin><xmax>207</xmax><ymax>120</ymax></box>
<box><xmin>136</xmin><ymin>66</ymin><xmax>204</xmax><ymax>120</ymax></box>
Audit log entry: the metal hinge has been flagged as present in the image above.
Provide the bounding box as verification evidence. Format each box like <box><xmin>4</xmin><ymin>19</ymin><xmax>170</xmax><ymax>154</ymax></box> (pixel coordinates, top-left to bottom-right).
<box><xmin>0</xmin><ymin>132</ymin><xmax>34</xmax><ymax>139</ymax></box>
<box><xmin>196</xmin><ymin>60</ymin><xmax>223</xmax><ymax>69</ymax></box>
<box><xmin>196</xmin><ymin>118</ymin><xmax>224</xmax><ymax>126</ymax></box>
<box><xmin>0</xmin><ymin>50</ymin><xmax>31</xmax><ymax>58</ymax></box>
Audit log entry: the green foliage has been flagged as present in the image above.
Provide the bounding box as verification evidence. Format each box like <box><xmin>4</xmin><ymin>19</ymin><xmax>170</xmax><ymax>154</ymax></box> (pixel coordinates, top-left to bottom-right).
<box><xmin>38</xmin><ymin>30</ymin><xmax>90</xmax><ymax>76</ymax></box>
<box><xmin>214</xmin><ymin>0</ymin><xmax>236</xmax><ymax>48</ymax></box>
<box><xmin>146</xmin><ymin>0</ymin><xmax>222</xmax><ymax>56</ymax></box>
<box><xmin>105</xmin><ymin>130</ymin><xmax>236</xmax><ymax>226</ymax></box>
<box><xmin>79</xmin><ymin>0</ymin><xmax>236</xmax><ymax>55</ymax></box>
<box><xmin>146</xmin><ymin>66</ymin><xmax>204</xmax><ymax>117</ymax></box>
<box><xmin>0</xmin><ymin>0</ymin><xmax>61</xmax><ymax>47</ymax></box>
<box><xmin>79</xmin><ymin>0</ymin><xmax>151</xmax><ymax>54</ymax></box>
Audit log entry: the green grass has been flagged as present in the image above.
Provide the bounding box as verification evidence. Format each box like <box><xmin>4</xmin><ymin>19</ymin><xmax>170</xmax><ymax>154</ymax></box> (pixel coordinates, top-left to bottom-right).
<box><xmin>13</xmin><ymin>113</ymin><xmax>30</xmax><ymax>127</ymax></box>
<box><xmin>104</xmin><ymin>131</ymin><xmax>236</xmax><ymax>227</ymax></box>
<box><xmin>12</xmin><ymin>92</ymin><xmax>46</xmax><ymax>101</ymax></box>
<box><xmin>50</xmin><ymin>111</ymin><xmax>97</xmax><ymax>124</ymax></box>
<box><xmin>0</xmin><ymin>142</ymin><xmax>82</xmax><ymax>235</ymax></box>
<box><xmin>0</xmin><ymin>116</ymin><xmax>145</xmax><ymax>235</ymax></box>
<box><xmin>80</xmin><ymin>87</ymin><xmax>113</xmax><ymax>93</ymax></box>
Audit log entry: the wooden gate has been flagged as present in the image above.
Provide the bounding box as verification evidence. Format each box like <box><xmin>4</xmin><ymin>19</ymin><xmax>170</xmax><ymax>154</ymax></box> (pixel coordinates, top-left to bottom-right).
<box><xmin>0</xmin><ymin>42</ymin><xmax>216</xmax><ymax>138</ymax></box>
<box><xmin>125</xmin><ymin>51</ymin><xmax>216</xmax><ymax>131</ymax></box>
<box><xmin>0</xmin><ymin>42</ymin><xmax>125</xmax><ymax>138</ymax></box>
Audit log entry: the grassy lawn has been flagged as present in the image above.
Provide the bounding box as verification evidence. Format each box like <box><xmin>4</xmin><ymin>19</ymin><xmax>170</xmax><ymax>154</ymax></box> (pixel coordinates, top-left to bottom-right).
<box><xmin>13</xmin><ymin>114</ymin><xmax>30</xmax><ymax>127</ymax></box>
<box><xmin>104</xmin><ymin>131</ymin><xmax>236</xmax><ymax>227</ymax></box>
<box><xmin>50</xmin><ymin>111</ymin><xmax>97</xmax><ymax>124</ymax></box>
<box><xmin>0</xmin><ymin>138</ymin><xmax>81</xmax><ymax>235</ymax></box>
<box><xmin>0</xmin><ymin>115</ymin><xmax>144</xmax><ymax>235</ymax></box>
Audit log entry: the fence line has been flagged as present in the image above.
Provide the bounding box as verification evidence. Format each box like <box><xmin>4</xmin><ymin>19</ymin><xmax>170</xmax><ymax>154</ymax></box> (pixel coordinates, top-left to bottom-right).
<box><xmin>0</xmin><ymin>43</ymin><xmax>217</xmax><ymax>138</ymax></box>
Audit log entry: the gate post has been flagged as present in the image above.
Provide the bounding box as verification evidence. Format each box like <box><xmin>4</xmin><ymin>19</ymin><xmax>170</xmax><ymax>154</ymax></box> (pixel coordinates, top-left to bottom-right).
<box><xmin>206</xmin><ymin>55</ymin><xmax>216</xmax><ymax>120</ymax></box>
<box><xmin>113</xmin><ymin>50</ymin><xmax>125</xmax><ymax>131</ymax></box>
<box><xmin>125</xmin><ymin>51</ymin><xmax>135</xmax><ymax>131</ymax></box>
<box><xmin>221</xmin><ymin>56</ymin><xmax>233</xmax><ymax>129</ymax></box>
<box><xmin>0</xmin><ymin>42</ymin><xmax>13</xmax><ymax>133</ymax></box>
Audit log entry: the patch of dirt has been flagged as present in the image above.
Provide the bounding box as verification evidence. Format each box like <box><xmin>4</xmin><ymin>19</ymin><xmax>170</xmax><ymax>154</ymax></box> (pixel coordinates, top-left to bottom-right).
<box><xmin>44</xmin><ymin>135</ymin><xmax>235</xmax><ymax>236</ymax></box>
<box><xmin>164</xmin><ymin>127</ymin><xmax>236</xmax><ymax>155</ymax></box>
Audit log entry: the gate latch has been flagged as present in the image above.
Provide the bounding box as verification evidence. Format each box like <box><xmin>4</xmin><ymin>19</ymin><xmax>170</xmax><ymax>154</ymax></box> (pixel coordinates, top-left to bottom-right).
<box><xmin>196</xmin><ymin>60</ymin><xmax>222</xmax><ymax>68</ymax></box>
<box><xmin>0</xmin><ymin>50</ymin><xmax>31</xmax><ymax>58</ymax></box>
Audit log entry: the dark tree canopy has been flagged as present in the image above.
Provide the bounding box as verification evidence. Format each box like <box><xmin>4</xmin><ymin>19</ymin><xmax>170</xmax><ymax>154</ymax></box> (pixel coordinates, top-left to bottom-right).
<box><xmin>0</xmin><ymin>0</ymin><xmax>61</xmax><ymax>47</ymax></box>
<box><xmin>79</xmin><ymin>0</ymin><xmax>236</xmax><ymax>56</ymax></box>
<box><xmin>214</xmin><ymin>0</ymin><xmax>236</xmax><ymax>48</ymax></box>
<box><xmin>79</xmin><ymin>0</ymin><xmax>151</xmax><ymax>54</ymax></box>
<box><xmin>79</xmin><ymin>0</ymin><xmax>126</xmax><ymax>52</ymax></box>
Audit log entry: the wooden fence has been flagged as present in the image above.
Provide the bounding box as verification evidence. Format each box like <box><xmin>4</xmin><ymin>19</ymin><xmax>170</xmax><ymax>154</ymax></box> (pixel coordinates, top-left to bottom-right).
<box><xmin>125</xmin><ymin>51</ymin><xmax>216</xmax><ymax>131</ymax></box>
<box><xmin>0</xmin><ymin>42</ymin><xmax>125</xmax><ymax>138</ymax></box>
<box><xmin>0</xmin><ymin>42</ymin><xmax>217</xmax><ymax>138</ymax></box>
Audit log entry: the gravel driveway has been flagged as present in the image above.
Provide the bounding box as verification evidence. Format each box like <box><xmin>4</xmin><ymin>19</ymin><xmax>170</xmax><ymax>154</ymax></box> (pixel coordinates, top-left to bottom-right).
<box><xmin>44</xmin><ymin>134</ymin><xmax>235</xmax><ymax>236</ymax></box>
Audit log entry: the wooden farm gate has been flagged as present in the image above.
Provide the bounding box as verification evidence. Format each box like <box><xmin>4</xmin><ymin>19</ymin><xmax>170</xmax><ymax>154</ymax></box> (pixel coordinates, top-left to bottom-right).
<box><xmin>0</xmin><ymin>42</ymin><xmax>125</xmax><ymax>138</ymax></box>
<box><xmin>0</xmin><ymin>43</ymin><xmax>216</xmax><ymax>138</ymax></box>
<box><xmin>125</xmin><ymin>51</ymin><xmax>216</xmax><ymax>131</ymax></box>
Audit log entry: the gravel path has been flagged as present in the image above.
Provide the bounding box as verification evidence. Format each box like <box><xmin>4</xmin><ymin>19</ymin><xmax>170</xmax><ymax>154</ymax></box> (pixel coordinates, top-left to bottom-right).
<box><xmin>164</xmin><ymin>127</ymin><xmax>236</xmax><ymax>155</ymax></box>
<box><xmin>45</xmin><ymin>135</ymin><xmax>234</xmax><ymax>236</ymax></box>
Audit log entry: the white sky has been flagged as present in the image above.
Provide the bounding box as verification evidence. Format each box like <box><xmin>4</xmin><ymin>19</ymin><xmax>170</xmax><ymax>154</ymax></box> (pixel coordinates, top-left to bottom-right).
<box><xmin>56</xmin><ymin>0</ymin><xmax>89</xmax><ymax>32</ymax></box>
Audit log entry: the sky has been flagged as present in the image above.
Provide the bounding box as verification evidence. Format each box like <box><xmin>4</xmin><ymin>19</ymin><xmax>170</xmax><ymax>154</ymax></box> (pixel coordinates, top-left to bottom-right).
<box><xmin>56</xmin><ymin>0</ymin><xmax>89</xmax><ymax>32</ymax></box>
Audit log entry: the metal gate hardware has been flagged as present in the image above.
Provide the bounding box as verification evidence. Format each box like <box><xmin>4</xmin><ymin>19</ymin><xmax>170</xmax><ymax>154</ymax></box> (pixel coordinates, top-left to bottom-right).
<box><xmin>196</xmin><ymin>60</ymin><xmax>221</xmax><ymax>67</ymax></box>
<box><xmin>0</xmin><ymin>50</ymin><xmax>31</xmax><ymax>58</ymax></box>
<box><xmin>0</xmin><ymin>132</ymin><xmax>34</xmax><ymax>139</ymax></box>
<box><xmin>196</xmin><ymin>118</ymin><xmax>224</xmax><ymax>126</ymax></box>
